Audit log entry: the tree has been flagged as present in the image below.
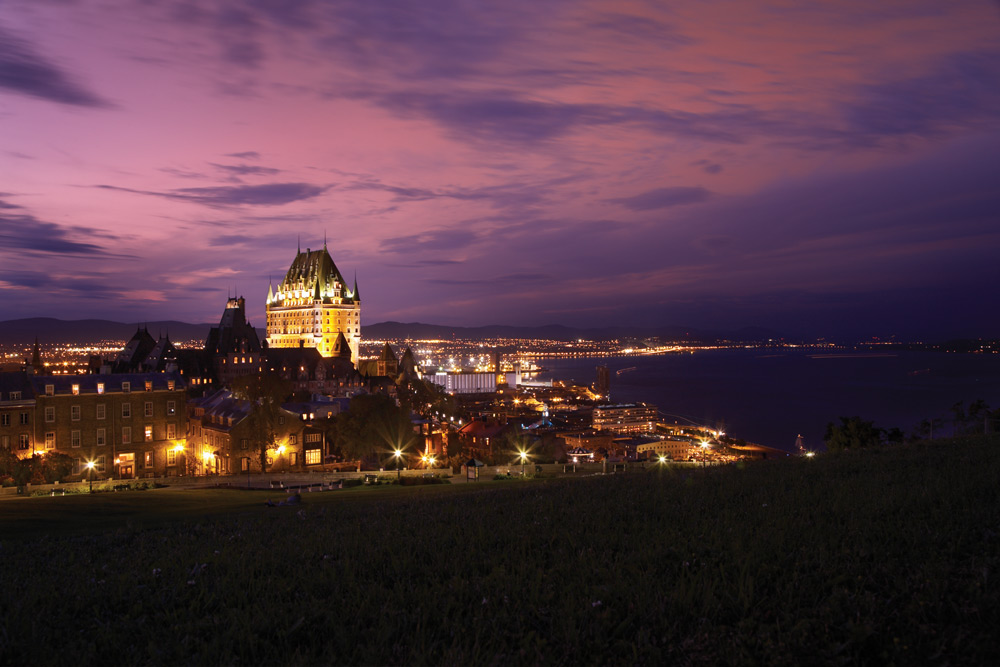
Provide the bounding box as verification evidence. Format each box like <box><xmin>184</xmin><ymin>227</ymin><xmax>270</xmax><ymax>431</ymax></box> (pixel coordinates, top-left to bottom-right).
<box><xmin>330</xmin><ymin>393</ymin><xmax>414</xmax><ymax>468</ymax></box>
<box><xmin>824</xmin><ymin>416</ymin><xmax>884</xmax><ymax>452</ymax></box>
<box><xmin>231</xmin><ymin>372</ymin><xmax>293</xmax><ymax>474</ymax></box>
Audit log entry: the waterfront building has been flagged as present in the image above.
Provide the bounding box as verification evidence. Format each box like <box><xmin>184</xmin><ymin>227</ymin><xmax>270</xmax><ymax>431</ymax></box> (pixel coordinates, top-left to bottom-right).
<box><xmin>265</xmin><ymin>243</ymin><xmax>361</xmax><ymax>365</ymax></box>
<box><xmin>636</xmin><ymin>437</ymin><xmax>695</xmax><ymax>461</ymax></box>
<box><xmin>592</xmin><ymin>403</ymin><xmax>658</xmax><ymax>434</ymax></box>
<box><xmin>426</xmin><ymin>372</ymin><xmax>498</xmax><ymax>395</ymax></box>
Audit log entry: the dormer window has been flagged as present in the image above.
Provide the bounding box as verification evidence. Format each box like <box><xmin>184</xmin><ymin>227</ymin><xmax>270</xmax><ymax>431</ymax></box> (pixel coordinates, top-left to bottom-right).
<box><xmin>167</xmin><ymin>380</ymin><xmax>175</xmax><ymax>391</ymax></box>
<box><xmin>122</xmin><ymin>382</ymin><xmax>130</xmax><ymax>393</ymax></box>
<box><xmin>145</xmin><ymin>381</ymin><xmax>153</xmax><ymax>392</ymax></box>
<box><xmin>72</xmin><ymin>384</ymin><xmax>80</xmax><ymax>395</ymax></box>
<box><xmin>45</xmin><ymin>384</ymin><xmax>54</xmax><ymax>396</ymax></box>
<box><xmin>97</xmin><ymin>383</ymin><xmax>105</xmax><ymax>395</ymax></box>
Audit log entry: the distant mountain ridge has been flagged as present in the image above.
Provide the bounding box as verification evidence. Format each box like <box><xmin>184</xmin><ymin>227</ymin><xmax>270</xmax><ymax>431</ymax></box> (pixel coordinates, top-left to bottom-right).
<box><xmin>361</xmin><ymin>321</ymin><xmax>783</xmax><ymax>343</ymax></box>
<box><xmin>0</xmin><ymin>318</ymin><xmax>217</xmax><ymax>346</ymax></box>
<box><xmin>0</xmin><ymin>317</ymin><xmax>784</xmax><ymax>346</ymax></box>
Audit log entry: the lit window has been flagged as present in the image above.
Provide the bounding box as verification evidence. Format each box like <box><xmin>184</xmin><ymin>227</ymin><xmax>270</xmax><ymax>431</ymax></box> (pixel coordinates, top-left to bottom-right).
<box><xmin>18</xmin><ymin>434</ymin><xmax>29</xmax><ymax>449</ymax></box>
<box><xmin>97</xmin><ymin>383</ymin><xmax>104</xmax><ymax>395</ymax></box>
<box><xmin>167</xmin><ymin>449</ymin><xmax>176</xmax><ymax>466</ymax></box>
<box><xmin>167</xmin><ymin>401</ymin><xmax>175</xmax><ymax>416</ymax></box>
<box><xmin>167</xmin><ymin>380</ymin><xmax>176</xmax><ymax>391</ymax></box>
<box><xmin>145</xmin><ymin>452</ymin><xmax>153</xmax><ymax>468</ymax></box>
<box><xmin>45</xmin><ymin>432</ymin><xmax>55</xmax><ymax>449</ymax></box>
<box><xmin>145</xmin><ymin>381</ymin><xmax>152</xmax><ymax>392</ymax></box>
<box><xmin>72</xmin><ymin>384</ymin><xmax>80</xmax><ymax>396</ymax></box>
<box><xmin>145</xmin><ymin>425</ymin><xmax>153</xmax><ymax>441</ymax></box>
<box><xmin>305</xmin><ymin>449</ymin><xmax>321</xmax><ymax>465</ymax></box>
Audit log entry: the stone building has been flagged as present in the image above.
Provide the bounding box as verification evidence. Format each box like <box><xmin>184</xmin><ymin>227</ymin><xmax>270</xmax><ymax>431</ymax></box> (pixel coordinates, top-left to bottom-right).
<box><xmin>187</xmin><ymin>389</ymin><xmax>326</xmax><ymax>474</ymax></box>
<box><xmin>266</xmin><ymin>243</ymin><xmax>361</xmax><ymax>365</ymax></box>
<box><xmin>205</xmin><ymin>296</ymin><xmax>263</xmax><ymax>387</ymax></box>
<box><xmin>0</xmin><ymin>371</ymin><xmax>188</xmax><ymax>479</ymax></box>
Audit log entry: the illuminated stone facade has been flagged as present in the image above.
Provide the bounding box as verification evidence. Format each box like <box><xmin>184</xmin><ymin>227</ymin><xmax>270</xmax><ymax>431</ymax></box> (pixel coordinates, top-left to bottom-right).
<box><xmin>265</xmin><ymin>244</ymin><xmax>361</xmax><ymax>366</ymax></box>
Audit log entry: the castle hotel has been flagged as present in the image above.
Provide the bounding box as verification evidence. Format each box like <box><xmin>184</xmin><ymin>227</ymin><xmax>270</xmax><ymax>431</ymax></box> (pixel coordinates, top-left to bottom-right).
<box><xmin>265</xmin><ymin>243</ymin><xmax>361</xmax><ymax>365</ymax></box>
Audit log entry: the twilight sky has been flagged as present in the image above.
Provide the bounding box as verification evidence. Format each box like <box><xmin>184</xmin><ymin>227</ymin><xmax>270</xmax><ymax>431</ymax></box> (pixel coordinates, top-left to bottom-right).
<box><xmin>1</xmin><ymin>0</ymin><xmax>998</xmax><ymax>340</ymax></box>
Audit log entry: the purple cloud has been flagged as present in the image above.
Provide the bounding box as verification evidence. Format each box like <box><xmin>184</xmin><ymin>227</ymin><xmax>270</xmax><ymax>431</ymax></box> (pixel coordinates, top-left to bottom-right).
<box><xmin>0</xmin><ymin>26</ymin><xmax>109</xmax><ymax>107</ymax></box>
<box><xmin>96</xmin><ymin>182</ymin><xmax>329</xmax><ymax>207</ymax></box>
<box><xmin>609</xmin><ymin>187</ymin><xmax>714</xmax><ymax>211</ymax></box>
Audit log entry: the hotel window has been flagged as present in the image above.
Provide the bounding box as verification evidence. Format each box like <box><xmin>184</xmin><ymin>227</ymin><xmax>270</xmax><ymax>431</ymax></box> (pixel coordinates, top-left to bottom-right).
<box><xmin>97</xmin><ymin>382</ymin><xmax>104</xmax><ymax>395</ymax></box>
<box><xmin>96</xmin><ymin>428</ymin><xmax>106</xmax><ymax>446</ymax></box>
<box><xmin>96</xmin><ymin>455</ymin><xmax>106</xmax><ymax>473</ymax></box>
<box><xmin>167</xmin><ymin>401</ymin><xmax>176</xmax><ymax>416</ymax></box>
<box><xmin>71</xmin><ymin>405</ymin><xmax>81</xmax><ymax>421</ymax></box>
<box><xmin>45</xmin><ymin>432</ymin><xmax>55</xmax><ymax>450</ymax></box>
<box><xmin>145</xmin><ymin>425</ymin><xmax>153</xmax><ymax>441</ymax></box>
<box><xmin>144</xmin><ymin>401</ymin><xmax>153</xmax><ymax>417</ymax></box>
<box><xmin>122</xmin><ymin>426</ymin><xmax>131</xmax><ymax>444</ymax></box>
<box><xmin>72</xmin><ymin>384</ymin><xmax>80</xmax><ymax>395</ymax></box>
<box><xmin>145</xmin><ymin>381</ymin><xmax>153</xmax><ymax>392</ymax></box>
<box><xmin>167</xmin><ymin>449</ymin><xmax>176</xmax><ymax>466</ymax></box>
<box><xmin>45</xmin><ymin>384</ymin><xmax>54</xmax><ymax>396</ymax></box>
<box><xmin>71</xmin><ymin>430</ymin><xmax>81</xmax><ymax>448</ymax></box>
<box><xmin>122</xmin><ymin>382</ymin><xmax>130</xmax><ymax>393</ymax></box>
<box><xmin>122</xmin><ymin>403</ymin><xmax>131</xmax><ymax>418</ymax></box>
<box><xmin>9</xmin><ymin>391</ymin><xmax>20</xmax><ymax>400</ymax></box>
<box><xmin>19</xmin><ymin>434</ymin><xmax>29</xmax><ymax>449</ymax></box>
<box><xmin>305</xmin><ymin>449</ymin><xmax>321</xmax><ymax>465</ymax></box>
<box><xmin>1</xmin><ymin>414</ymin><xmax>8</xmax><ymax>427</ymax></box>
<box><xmin>45</xmin><ymin>406</ymin><xmax>55</xmax><ymax>422</ymax></box>
<box><xmin>144</xmin><ymin>452</ymin><xmax>153</xmax><ymax>468</ymax></box>
<box><xmin>167</xmin><ymin>423</ymin><xmax>176</xmax><ymax>439</ymax></box>
<box><xmin>96</xmin><ymin>404</ymin><xmax>105</xmax><ymax>420</ymax></box>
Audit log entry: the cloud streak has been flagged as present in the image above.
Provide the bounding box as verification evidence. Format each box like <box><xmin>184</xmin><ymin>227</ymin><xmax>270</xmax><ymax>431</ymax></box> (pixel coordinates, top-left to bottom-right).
<box><xmin>0</xmin><ymin>25</ymin><xmax>109</xmax><ymax>107</ymax></box>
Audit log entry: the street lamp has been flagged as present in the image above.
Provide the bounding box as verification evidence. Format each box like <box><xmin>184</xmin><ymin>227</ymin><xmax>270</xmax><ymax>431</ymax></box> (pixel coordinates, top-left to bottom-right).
<box><xmin>85</xmin><ymin>461</ymin><xmax>95</xmax><ymax>493</ymax></box>
<box><xmin>518</xmin><ymin>449</ymin><xmax>528</xmax><ymax>476</ymax></box>
<box><xmin>393</xmin><ymin>448</ymin><xmax>402</xmax><ymax>480</ymax></box>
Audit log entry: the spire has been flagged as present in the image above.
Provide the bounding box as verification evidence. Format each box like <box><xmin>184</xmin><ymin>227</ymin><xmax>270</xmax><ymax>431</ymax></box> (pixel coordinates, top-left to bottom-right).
<box><xmin>31</xmin><ymin>336</ymin><xmax>41</xmax><ymax>368</ymax></box>
<box><xmin>314</xmin><ymin>276</ymin><xmax>322</xmax><ymax>301</ymax></box>
<box><xmin>297</xmin><ymin>235</ymin><xmax>301</xmax><ymax>254</ymax></box>
<box><xmin>352</xmin><ymin>272</ymin><xmax>360</xmax><ymax>301</ymax></box>
<box><xmin>324</xmin><ymin>229</ymin><xmax>327</xmax><ymax>249</ymax></box>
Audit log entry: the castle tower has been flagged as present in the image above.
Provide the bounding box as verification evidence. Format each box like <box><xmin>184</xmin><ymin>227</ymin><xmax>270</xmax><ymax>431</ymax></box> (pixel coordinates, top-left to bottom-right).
<box><xmin>265</xmin><ymin>244</ymin><xmax>361</xmax><ymax>365</ymax></box>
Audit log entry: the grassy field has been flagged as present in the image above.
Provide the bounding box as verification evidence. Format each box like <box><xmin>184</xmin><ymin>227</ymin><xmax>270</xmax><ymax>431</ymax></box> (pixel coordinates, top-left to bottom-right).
<box><xmin>1</xmin><ymin>437</ymin><xmax>998</xmax><ymax>665</ymax></box>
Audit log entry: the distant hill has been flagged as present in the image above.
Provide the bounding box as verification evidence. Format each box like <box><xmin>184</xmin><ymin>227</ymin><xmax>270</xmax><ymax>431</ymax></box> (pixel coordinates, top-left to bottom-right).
<box><xmin>0</xmin><ymin>317</ymin><xmax>784</xmax><ymax>346</ymax></box>
<box><xmin>362</xmin><ymin>321</ymin><xmax>785</xmax><ymax>343</ymax></box>
<box><xmin>0</xmin><ymin>318</ymin><xmax>216</xmax><ymax>346</ymax></box>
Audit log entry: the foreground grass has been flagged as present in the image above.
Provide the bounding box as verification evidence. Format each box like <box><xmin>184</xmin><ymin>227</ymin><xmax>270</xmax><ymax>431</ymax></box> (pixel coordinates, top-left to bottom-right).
<box><xmin>1</xmin><ymin>438</ymin><xmax>998</xmax><ymax>665</ymax></box>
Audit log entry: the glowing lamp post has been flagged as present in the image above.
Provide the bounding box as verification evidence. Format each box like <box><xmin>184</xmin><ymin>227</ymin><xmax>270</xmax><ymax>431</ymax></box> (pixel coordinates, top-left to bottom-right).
<box><xmin>85</xmin><ymin>461</ymin><xmax>95</xmax><ymax>493</ymax></box>
<box><xmin>393</xmin><ymin>449</ymin><xmax>402</xmax><ymax>480</ymax></box>
<box><xmin>518</xmin><ymin>450</ymin><xmax>528</xmax><ymax>476</ymax></box>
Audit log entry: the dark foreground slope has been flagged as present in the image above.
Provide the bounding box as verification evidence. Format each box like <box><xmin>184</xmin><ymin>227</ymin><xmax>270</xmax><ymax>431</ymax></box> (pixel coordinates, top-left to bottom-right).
<box><xmin>1</xmin><ymin>438</ymin><xmax>998</xmax><ymax>665</ymax></box>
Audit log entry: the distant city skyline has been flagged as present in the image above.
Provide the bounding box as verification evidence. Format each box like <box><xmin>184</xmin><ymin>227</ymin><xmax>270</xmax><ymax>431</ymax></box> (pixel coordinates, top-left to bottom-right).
<box><xmin>1</xmin><ymin>1</ymin><xmax>998</xmax><ymax>339</ymax></box>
